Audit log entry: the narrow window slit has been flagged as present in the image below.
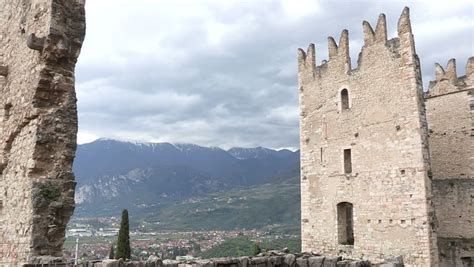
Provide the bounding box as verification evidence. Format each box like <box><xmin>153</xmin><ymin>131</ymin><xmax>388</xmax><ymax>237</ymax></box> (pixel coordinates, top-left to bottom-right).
<box><xmin>344</xmin><ymin>149</ymin><xmax>352</xmax><ymax>174</ymax></box>
<box><xmin>3</xmin><ymin>103</ymin><xmax>12</xmax><ymax>121</ymax></box>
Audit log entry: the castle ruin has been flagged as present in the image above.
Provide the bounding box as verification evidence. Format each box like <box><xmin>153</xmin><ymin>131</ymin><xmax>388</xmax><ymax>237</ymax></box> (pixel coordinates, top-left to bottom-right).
<box><xmin>298</xmin><ymin>7</ymin><xmax>473</xmax><ymax>267</ymax></box>
<box><xmin>0</xmin><ymin>1</ymin><xmax>471</xmax><ymax>266</ymax></box>
<box><xmin>0</xmin><ymin>0</ymin><xmax>86</xmax><ymax>265</ymax></box>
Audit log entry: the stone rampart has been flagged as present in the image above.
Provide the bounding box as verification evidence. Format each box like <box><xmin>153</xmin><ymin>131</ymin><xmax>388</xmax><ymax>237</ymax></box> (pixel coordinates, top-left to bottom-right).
<box><xmin>21</xmin><ymin>251</ymin><xmax>404</xmax><ymax>267</ymax></box>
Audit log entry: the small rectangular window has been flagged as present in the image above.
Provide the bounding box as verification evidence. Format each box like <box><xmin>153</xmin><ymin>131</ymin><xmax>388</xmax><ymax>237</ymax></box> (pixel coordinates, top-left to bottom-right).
<box><xmin>320</xmin><ymin>147</ymin><xmax>323</xmax><ymax>162</ymax></box>
<box><xmin>344</xmin><ymin>149</ymin><xmax>352</xmax><ymax>174</ymax></box>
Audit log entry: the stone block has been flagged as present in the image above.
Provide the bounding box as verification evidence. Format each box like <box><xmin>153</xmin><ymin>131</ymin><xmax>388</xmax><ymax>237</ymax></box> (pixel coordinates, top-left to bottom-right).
<box><xmin>295</xmin><ymin>258</ymin><xmax>308</xmax><ymax>267</ymax></box>
<box><xmin>322</xmin><ymin>257</ymin><xmax>339</xmax><ymax>267</ymax></box>
<box><xmin>282</xmin><ymin>254</ymin><xmax>296</xmax><ymax>267</ymax></box>
<box><xmin>308</xmin><ymin>256</ymin><xmax>325</xmax><ymax>267</ymax></box>
<box><xmin>91</xmin><ymin>260</ymin><xmax>112</xmax><ymax>267</ymax></box>
<box><xmin>238</xmin><ymin>257</ymin><xmax>249</xmax><ymax>267</ymax></box>
<box><xmin>251</xmin><ymin>257</ymin><xmax>268</xmax><ymax>265</ymax></box>
<box><xmin>26</xmin><ymin>33</ymin><xmax>45</xmax><ymax>51</ymax></box>
<box><xmin>268</xmin><ymin>256</ymin><xmax>283</xmax><ymax>266</ymax></box>
<box><xmin>163</xmin><ymin>260</ymin><xmax>180</xmax><ymax>267</ymax></box>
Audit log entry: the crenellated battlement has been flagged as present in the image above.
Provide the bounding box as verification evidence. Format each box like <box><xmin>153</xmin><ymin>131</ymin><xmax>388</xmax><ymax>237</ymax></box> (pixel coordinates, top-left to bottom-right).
<box><xmin>436</xmin><ymin>59</ymin><xmax>457</xmax><ymax>81</ymax></box>
<box><xmin>327</xmin><ymin>29</ymin><xmax>350</xmax><ymax>64</ymax></box>
<box><xmin>426</xmin><ymin>57</ymin><xmax>474</xmax><ymax>98</ymax></box>
<box><xmin>298</xmin><ymin>7</ymin><xmax>417</xmax><ymax>84</ymax></box>
<box><xmin>363</xmin><ymin>14</ymin><xmax>387</xmax><ymax>45</ymax></box>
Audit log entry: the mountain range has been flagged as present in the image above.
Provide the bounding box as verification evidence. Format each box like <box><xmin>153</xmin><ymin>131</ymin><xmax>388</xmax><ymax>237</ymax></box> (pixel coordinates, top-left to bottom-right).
<box><xmin>73</xmin><ymin>139</ymin><xmax>300</xmax><ymax>230</ymax></box>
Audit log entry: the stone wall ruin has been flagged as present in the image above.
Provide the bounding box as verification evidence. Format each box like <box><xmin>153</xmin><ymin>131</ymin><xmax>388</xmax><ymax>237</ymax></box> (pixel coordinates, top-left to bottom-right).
<box><xmin>425</xmin><ymin>58</ymin><xmax>474</xmax><ymax>267</ymax></box>
<box><xmin>0</xmin><ymin>0</ymin><xmax>86</xmax><ymax>265</ymax></box>
<box><xmin>22</xmin><ymin>250</ymin><xmax>404</xmax><ymax>267</ymax></box>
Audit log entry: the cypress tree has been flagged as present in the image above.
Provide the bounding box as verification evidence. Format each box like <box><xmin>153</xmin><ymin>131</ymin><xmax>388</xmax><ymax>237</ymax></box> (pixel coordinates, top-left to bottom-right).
<box><xmin>116</xmin><ymin>209</ymin><xmax>131</xmax><ymax>260</ymax></box>
<box><xmin>109</xmin><ymin>243</ymin><xmax>114</xmax><ymax>259</ymax></box>
<box><xmin>252</xmin><ymin>242</ymin><xmax>261</xmax><ymax>256</ymax></box>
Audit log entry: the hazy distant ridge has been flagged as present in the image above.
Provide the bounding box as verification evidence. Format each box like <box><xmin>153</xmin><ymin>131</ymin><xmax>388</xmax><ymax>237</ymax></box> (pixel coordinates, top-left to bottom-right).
<box><xmin>73</xmin><ymin>139</ymin><xmax>300</xmax><ymax>216</ymax></box>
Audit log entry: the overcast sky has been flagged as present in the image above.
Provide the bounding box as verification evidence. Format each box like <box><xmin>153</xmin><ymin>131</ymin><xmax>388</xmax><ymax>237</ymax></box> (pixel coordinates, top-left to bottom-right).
<box><xmin>76</xmin><ymin>0</ymin><xmax>473</xmax><ymax>149</ymax></box>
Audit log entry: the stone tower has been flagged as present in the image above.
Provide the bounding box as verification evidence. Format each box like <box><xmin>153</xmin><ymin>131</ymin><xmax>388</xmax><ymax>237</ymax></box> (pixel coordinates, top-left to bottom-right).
<box><xmin>298</xmin><ymin>8</ymin><xmax>438</xmax><ymax>265</ymax></box>
<box><xmin>425</xmin><ymin>58</ymin><xmax>474</xmax><ymax>266</ymax></box>
<box><xmin>0</xmin><ymin>0</ymin><xmax>85</xmax><ymax>264</ymax></box>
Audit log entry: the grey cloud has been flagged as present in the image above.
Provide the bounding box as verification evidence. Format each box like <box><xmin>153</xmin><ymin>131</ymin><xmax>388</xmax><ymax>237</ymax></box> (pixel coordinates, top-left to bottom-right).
<box><xmin>76</xmin><ymin>0</ymin><xmax>473</xmax><ymax>149</ymax></box>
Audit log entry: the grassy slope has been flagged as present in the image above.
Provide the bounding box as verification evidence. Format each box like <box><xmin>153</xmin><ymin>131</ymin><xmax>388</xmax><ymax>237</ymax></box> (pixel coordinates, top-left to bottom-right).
<box><xmin>198</xmin><ymin>236</ymin><xmax>301</xmax><ymax>258</ymax></box>
<box><xmin>144</xmin><ymin>182</ymin><xmax>301</xmax><ymax>232</ymax></box>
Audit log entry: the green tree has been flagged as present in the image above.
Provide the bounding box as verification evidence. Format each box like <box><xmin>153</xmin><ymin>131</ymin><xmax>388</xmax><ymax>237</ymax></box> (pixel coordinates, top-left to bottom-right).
<box><xmin>252</xmin><ymin>242</ymin><xmax>261</xmax><ymax>256</ymax></box>
<box><xmin>116</xmin><ymin>209</ymin><xmax>131</xmax><ymax>259</ymax></box>
<box><xmin>109</xmin><ymin>243</ymin><xmax>115</xmax><ymax>259</ymax></box>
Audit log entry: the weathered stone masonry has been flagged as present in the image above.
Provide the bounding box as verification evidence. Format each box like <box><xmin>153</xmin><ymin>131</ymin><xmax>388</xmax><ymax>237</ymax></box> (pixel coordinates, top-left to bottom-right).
<box><xmin>298</xmin><ymin>7</ymin><xmax>473</xmax><ymax>267</ymax></box>
<box><xmin>22</xmin><ymin>250</ymin><xmax>405</xmax><ymax>267</ymax></box>
<box><xmin>425</xmin><ymin>58</ymin><xmax>474</xmax><ymax>267</ymax></box>
<box><xmin>0</xmin><ymin>0</ymin><xmax>85</xmax><ymax>265</ymax></box>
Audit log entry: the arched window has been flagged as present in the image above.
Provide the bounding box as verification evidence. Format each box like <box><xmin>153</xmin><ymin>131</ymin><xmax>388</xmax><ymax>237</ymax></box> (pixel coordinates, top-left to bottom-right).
<box><xmin>337</xmin><ymin>202</ymin><xmax>354</xmax><ymax>245</ymax></box>
<box><xmin>341</xmin><ymin>89</ymin><xmax>349</xmax><ymax>110</ymax></box>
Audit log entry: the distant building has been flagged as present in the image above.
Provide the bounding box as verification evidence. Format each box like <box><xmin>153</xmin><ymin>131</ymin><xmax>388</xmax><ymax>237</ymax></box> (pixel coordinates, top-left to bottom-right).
<box><xmin>97</xmin><ymin>228</ymin><xmax>120</xmax><ymax>237</ymax></box>
<box><xmin>67</xmin><ymin>229</ymin><xmax>94</xmax><ymax>237</ymax></box>
<box><xmin>176</xmin><ymin>255</ymin><xmax>195</xmax><ymax>261</ymax></box>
